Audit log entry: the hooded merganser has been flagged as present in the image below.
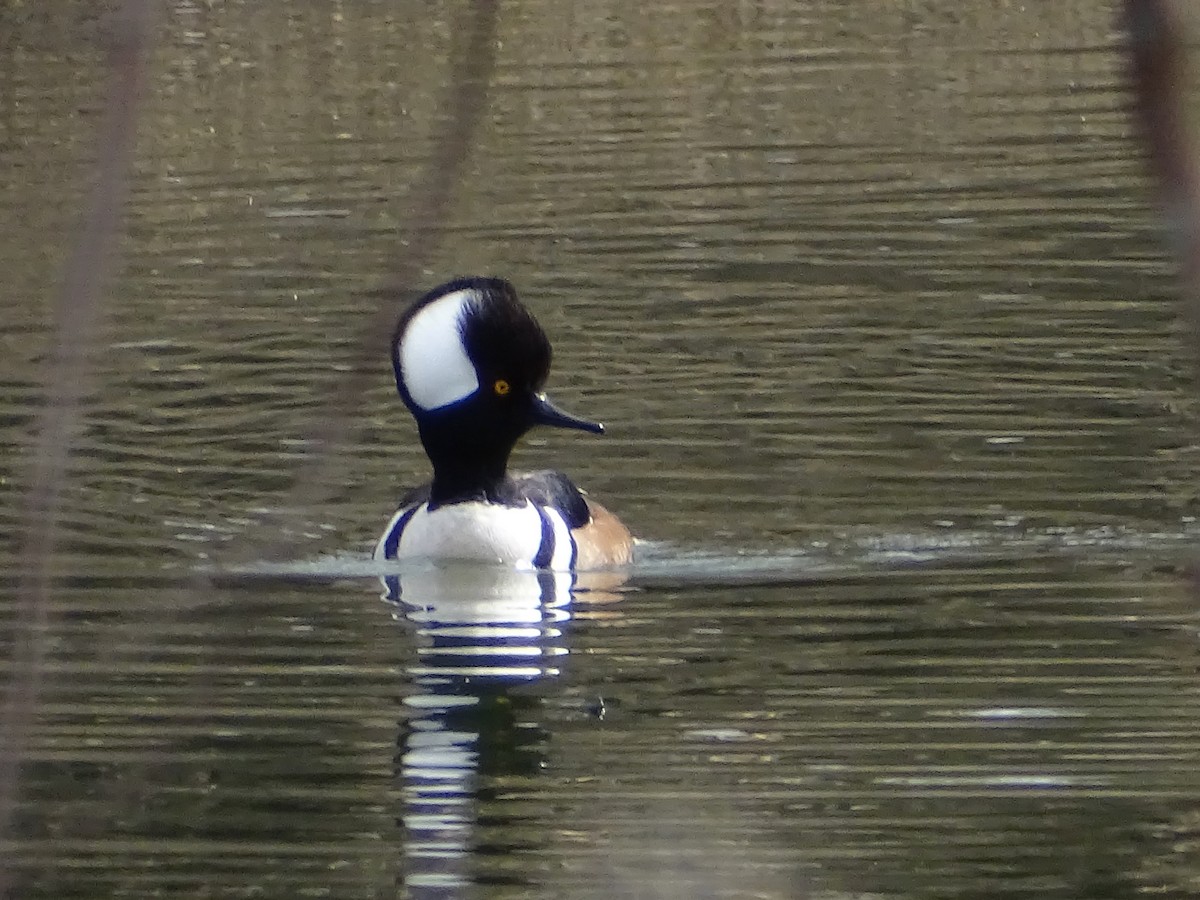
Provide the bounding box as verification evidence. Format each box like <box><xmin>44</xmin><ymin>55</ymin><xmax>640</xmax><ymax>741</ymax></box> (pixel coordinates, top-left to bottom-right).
<box><xmin>374</xmin><ymin>277</ymin><xmax>634</xmax><ymax>571</ymax></box>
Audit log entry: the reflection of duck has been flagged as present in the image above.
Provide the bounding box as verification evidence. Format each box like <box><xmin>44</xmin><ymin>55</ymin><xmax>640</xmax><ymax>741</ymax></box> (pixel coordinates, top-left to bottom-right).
<box><xmin>392</xmin><ymin>564</ymin><xmax>624</xmax><ymax>896</ymax></box>
<box><xmin>389</xmin><ymin>564</ymin><xmax>574</xmax><ymax>673</ymax></box>
<box><xmin>374</xmin><ymin>277</ymin><xmax>633</xmax><ymax>573</ymax></box>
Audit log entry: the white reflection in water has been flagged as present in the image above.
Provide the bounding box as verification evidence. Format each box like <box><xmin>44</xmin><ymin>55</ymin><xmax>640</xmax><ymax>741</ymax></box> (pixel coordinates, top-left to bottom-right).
<box><xmin>389</xmin><ymin>564</ymin><xmax>622</xmax><ymax>895</ymax></box>
<box><xmin>395</xmin><ymin>566</ymin><xmax>574</xmax><ymax>680</ymax></box>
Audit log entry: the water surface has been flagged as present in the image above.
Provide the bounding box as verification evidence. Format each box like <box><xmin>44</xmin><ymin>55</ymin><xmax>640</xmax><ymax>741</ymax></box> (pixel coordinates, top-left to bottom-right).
<box><xmin>3</xmin><ymin>1</ymin><xmax>1199</xmax><ymax>897</ymax></box>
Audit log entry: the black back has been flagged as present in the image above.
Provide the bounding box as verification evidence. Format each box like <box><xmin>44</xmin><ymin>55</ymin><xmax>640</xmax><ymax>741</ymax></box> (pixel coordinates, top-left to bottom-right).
<box><xmin>397</xmin><ymin>469</ymin><xmax>590</xmax><ymax>529</ymax></box>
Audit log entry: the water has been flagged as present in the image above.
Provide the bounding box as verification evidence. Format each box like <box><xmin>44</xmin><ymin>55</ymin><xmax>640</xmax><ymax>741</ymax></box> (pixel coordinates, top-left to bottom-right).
<box><xmin>3</xmin><ymin>0</ymin><xmax>1200</xmax><ymax>897</ymax></box>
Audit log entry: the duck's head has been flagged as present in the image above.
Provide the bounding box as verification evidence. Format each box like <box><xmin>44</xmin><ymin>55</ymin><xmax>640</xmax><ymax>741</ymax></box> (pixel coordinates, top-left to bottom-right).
<box><xmin>391</xmin><ymin>277</ymin><xmax>602</xmax><ymax>497</ymax></box>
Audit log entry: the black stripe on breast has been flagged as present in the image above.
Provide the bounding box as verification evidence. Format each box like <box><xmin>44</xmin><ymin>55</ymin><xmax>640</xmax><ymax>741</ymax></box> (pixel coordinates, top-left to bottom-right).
<box><xmin>533</xmin><ymin>506</ymin><xmax>555</xmax><ymax>568</ymax></box>
<box><xmin>382</xmin><ymin>504</ymin><xmax>421</xmax><ymax>560</ymax></box>
<box><xmin>380</xmin><ymin>505</ymin><xmax>422</xmax><ymax>602</ymax></box>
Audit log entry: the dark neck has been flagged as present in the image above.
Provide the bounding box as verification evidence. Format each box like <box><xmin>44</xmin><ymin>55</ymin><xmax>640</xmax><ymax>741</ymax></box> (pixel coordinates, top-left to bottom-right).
<box><xmin>420</xmin><ymin>422</ymin><xmax>518</xmax><ymax>508</ymax></box>
<box><xmin>428</xmin><ymin>457</ymin><xmax>513</xmax><ymax>507</ymax></box>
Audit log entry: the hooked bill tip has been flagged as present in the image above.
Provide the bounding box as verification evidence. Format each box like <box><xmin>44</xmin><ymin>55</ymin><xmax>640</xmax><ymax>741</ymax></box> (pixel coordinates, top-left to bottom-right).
<box><xmin>532</xmin><ymin>393</ymin><xmax>604</xmax><ymax>435</ymax></box>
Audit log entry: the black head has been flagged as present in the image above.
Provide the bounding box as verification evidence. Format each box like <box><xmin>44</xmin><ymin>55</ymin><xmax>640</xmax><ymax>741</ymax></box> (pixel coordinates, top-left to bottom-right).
<box><xmin>391</xmin><ymin>277</ymin><xmax>602</xmax><ymax>504</ymax></box>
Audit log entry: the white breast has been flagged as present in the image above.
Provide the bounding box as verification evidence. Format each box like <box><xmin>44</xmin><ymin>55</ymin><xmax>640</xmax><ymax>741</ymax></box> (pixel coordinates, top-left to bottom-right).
<box><xmin>375</xmin><ymin>500</ymin><xmax>575</xmax><ymax>569</ymax></box>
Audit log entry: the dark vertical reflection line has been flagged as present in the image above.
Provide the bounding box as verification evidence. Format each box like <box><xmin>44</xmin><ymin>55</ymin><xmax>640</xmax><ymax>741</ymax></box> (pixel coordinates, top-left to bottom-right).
<box><xmin>0</xmin><ymin>3</ymin><xmax>153</xmax><ymax>893</ymax></box>
<box><xmin>241</xmin><ymin>0</ymin><xmax>501</xmax><ymax>565</ymax></box>
<box><xmin>1122</xmin><ymin>0</ymin><xmax>1200</xmax><ymax>353</ymax></box>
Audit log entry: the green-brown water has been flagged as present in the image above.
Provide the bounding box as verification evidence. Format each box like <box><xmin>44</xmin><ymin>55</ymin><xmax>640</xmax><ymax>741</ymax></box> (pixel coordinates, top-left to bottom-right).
<box><xmin>3</xmin><ymin>1</ymin><xmax>1200</xmax><ymax>897</ymax></box>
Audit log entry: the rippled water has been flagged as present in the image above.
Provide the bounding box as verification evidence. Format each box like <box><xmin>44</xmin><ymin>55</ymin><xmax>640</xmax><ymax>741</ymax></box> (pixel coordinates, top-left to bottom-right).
<box><xmin>4</xmin><ymin>1</ymin><xmax>1200</xmax><ymax>897</ymax></box>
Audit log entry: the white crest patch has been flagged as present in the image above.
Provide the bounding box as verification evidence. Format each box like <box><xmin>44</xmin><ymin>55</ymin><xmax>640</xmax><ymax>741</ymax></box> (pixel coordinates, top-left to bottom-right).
<box><xmin>399</xmin><ymin>288</ymin><xmax>480</xmax><ymax>411</ymax></box>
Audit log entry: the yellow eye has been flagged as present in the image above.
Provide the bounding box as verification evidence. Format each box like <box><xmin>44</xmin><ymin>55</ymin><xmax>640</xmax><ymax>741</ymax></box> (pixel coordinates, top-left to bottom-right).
<box><xmin>493</xmin><ymin>379</ymin><xmax>511</xmax><ymax>396</ymax></box>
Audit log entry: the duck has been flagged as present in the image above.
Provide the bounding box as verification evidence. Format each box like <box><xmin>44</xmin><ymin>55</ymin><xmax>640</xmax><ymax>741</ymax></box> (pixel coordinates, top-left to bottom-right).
<box><xmin>374</xmin><ymin>276</ymin><xmax>634</xmax><ymax>572</ymax></box>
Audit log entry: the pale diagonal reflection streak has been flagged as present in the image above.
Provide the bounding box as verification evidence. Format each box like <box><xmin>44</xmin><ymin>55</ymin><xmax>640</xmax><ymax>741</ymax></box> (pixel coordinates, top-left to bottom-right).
<box><xmin>2</xmin><ymin>3</ymin><xmax>154</xmax><ymax>893</ymax></box>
